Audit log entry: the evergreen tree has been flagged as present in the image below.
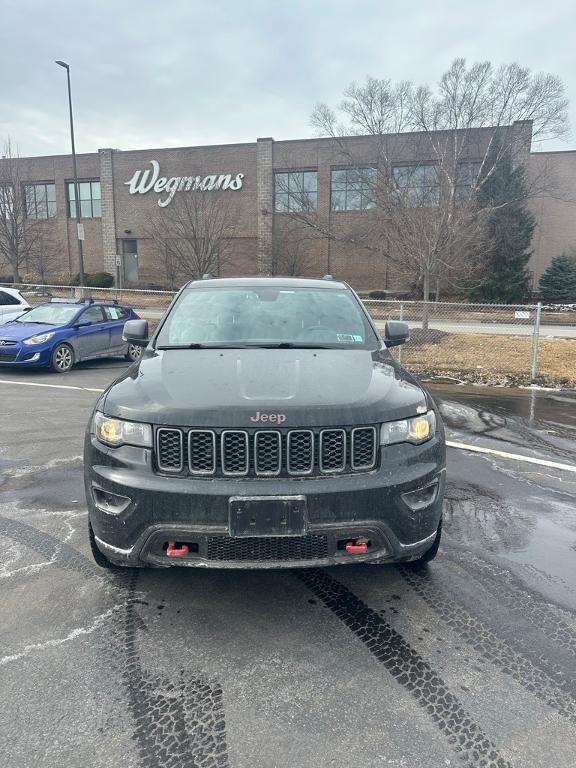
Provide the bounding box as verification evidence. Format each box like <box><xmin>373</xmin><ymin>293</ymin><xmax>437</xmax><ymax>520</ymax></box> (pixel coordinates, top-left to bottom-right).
<box><xmin>539</xmin><ymin>253</ymin><xmax>576</xmax><ymax>303</ymax></box>
<box><xmin>469</xmin><ymin>145</ymin><xmax>535</xmax><ymax>304</ymax></box>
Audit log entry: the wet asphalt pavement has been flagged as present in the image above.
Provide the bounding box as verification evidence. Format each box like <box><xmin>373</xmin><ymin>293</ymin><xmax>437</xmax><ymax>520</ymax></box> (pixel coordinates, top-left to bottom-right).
<box><xmin>0</xmin><ymin>362</ymin><xmax>575</xmax><ymax>768</ymax></box>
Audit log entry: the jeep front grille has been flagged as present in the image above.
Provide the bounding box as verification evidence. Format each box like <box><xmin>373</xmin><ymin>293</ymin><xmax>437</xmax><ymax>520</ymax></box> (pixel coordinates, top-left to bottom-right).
<box><xmin>154</xmin><ymin>426</ymin><xmax>378</xmax><ymax>478</ymax></box>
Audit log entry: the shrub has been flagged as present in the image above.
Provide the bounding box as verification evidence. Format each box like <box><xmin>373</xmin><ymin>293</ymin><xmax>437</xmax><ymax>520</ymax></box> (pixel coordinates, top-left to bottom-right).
<box><xmin>71</xmin><ymin>271</ymin><xmax>114</xmax><ymax>288</ymax></box>
<box><xmin>88</xmin><ymin>271</ymin><xmax>114</xmax><ymax>288</ymax></box>
<box><xmin>368</xmin><ymin>290</ymin><xmax>389</xmax><ymax>300</ymax></box>
<box><xmin>539</xmin><ymin>253</ymin><xmax>576</xmax><ymax>303</ymax></box>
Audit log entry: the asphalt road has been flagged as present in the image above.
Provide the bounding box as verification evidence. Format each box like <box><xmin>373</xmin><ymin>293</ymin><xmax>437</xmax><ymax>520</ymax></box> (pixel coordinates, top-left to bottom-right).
<box><xmin>1</xmin><ymin>361</ymin><xmax>575</xmax><ymax>768</ymax></box>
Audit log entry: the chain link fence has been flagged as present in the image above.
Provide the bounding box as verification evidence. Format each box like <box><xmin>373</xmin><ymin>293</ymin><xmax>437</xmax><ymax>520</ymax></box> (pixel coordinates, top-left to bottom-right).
<box><xmin>4</xmin><ymin>284</ymin><xmax>576</xmax><ymax>387</ymax></box>
<box><xmin>365</xmin><ymin>299</ymin><xmax>576</xmax><ymax>387</ymax></box>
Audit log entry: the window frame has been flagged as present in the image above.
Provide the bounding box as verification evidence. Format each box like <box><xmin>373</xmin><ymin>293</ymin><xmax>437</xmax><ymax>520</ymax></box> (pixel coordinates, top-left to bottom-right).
<box><xmin>392</xmin><ymin>163</ymin><xmax>441</xmax><ymax>208</ymax></box>
<box><xmin>330</xmin><ymin>167</ymin><xmax>377</xmax><ymax>212</ymax></box>
<box><xmin>454</xmin><ymin>161</ymin><xmax>483</xmax><ymax>207</ymax></box>
<box><xmin>274</xmin><ymin>170</ymin><xmax>318</xmax><ymax>213</ymax></box>
<box><xmin>66</xmin><ymin>179</ymin><xmax>101</xmax><ymax>218</ymax></box>
<box><xmin>24</xmin><ymin>181</ymin><xmax>57</xmax><ymax>220</ymax></box>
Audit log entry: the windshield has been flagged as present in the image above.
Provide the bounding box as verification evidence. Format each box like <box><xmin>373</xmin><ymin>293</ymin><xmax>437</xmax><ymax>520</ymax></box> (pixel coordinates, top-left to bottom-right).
<box><xmin>155</xmin><ymin>287</ymin><xmax>379</xmax><ymax>349</ymax></box>
<box><xmin>14</xmin><ymin>304</ymin><xmax>78</xmax><ymax>326</ymax></box>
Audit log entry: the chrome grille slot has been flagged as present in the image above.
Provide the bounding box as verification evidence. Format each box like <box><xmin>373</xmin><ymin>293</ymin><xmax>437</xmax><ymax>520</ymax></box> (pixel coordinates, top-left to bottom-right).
<box><xmin>319</xmin><ymin>429</ymin><xmax>346</xmax><ymax>472</ymax></box>
<box><xmin>254</xmin><ymin>430</ymin><xmax>281</xmax><ymax>476</ymax></box>
<box><xmin>188</xmin><ymin>430</ymin><xmax>216</xmax><ymax>475</ymax></box>
<box><xmin>221</xmin><ymin>430</ymin><xmax>249</xmax><ymax>476</ymax></box>
<box><xmin>156</xmin><ymin>428</ymin><xmax>184</xmax><ymax>472</ymax></box>
<box><xmin>351</xmin><ymin>427</ymin><xmax>377</xmax><ymax>470</ymax></box>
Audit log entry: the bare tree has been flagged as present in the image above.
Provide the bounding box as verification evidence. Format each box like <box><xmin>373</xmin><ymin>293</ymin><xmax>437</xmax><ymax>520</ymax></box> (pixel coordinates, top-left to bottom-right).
<box><xmin>272</xmin><ymin>220</ymin><xmax>318</xmax><ymax>276</ymax></box>
<box><xmin>27</xmin><ymin>226</ymin><xmax>64</xmax><ymax>286</ymax></box>
<box><xmin>300</xmin><ymin>59</ymin><xmax>568</xmax><ymax>319</ymax></box>
<box><xmin>0</xmin><ymin>139</ymin><xmax>39</xmax><ymax>283</ymax></box>
<box><xmin>146</xmin><ymin>191</ymin><xmax>238</xmax><ymax>281</ymax></box>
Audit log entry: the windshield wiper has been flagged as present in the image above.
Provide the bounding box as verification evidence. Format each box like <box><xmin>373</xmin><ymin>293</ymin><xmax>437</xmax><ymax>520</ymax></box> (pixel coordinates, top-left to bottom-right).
<box><xmin>244</xmin><ymin>342</ymin><xmax>336</xmax><ymax>349</ymax></box>
<box><xmin>156</xmin><ymin>343</ymin><xmax>253</xmax><ymax>350</ymax></box>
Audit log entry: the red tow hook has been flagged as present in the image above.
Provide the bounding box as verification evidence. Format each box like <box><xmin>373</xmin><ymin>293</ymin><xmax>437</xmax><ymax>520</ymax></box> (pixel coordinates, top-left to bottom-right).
<box><xmin>345</xmin><ymin>540</ymin><xmax>369</xmax><ymax>555</ymax></box>
<box><xmin>166</xmin><ymin>540</ymin><xmax>189</xmax><ymax>558</ymax></box>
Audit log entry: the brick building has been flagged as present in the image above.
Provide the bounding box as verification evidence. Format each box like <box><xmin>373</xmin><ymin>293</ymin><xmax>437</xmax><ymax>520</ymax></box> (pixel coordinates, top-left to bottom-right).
<box><xmin>1</xmin><ymin>123</ymin><xmax>575</xmax><ymax>292</ymax></box>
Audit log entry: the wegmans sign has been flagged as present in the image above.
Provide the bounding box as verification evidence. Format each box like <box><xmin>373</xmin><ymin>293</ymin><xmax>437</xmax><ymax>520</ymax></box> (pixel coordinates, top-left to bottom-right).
<box><xmin>125</xmin><ymin>160</ymin><xmax>244</xmax><ymax>207</ymax></box>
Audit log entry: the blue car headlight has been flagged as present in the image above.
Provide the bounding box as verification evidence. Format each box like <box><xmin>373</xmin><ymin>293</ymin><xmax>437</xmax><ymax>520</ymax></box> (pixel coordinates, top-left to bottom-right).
<box><xmin>23</xmin><ymin>332</ymin><xmax>55</xmax><ymax>346</ymax></box>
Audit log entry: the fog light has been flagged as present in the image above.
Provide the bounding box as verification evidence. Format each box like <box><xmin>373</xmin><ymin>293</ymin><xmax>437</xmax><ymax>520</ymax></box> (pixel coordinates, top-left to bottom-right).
<box><xmin>402</xmin><ymin>482</ymin><xmax>438</xmax><ymax>511</ymax></box>
<box><xmin>92</xmin><ymin>486</ymin><xmax>131</xmax><ymax>515</ymax></box>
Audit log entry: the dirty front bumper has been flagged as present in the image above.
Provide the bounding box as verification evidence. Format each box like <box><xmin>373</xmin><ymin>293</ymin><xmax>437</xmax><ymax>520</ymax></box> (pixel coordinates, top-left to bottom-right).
<box><xmin>84</xmin><ymin>433</ymin><xmax>445</xmax><ymax>569</ymax></box>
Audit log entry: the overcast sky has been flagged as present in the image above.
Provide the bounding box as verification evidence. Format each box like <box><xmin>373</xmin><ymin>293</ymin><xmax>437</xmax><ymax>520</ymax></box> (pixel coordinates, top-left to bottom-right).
<box><xmin>1</xmin><ymin>0</ymin><xmax>575</xmax><ymax>158</ymax></box>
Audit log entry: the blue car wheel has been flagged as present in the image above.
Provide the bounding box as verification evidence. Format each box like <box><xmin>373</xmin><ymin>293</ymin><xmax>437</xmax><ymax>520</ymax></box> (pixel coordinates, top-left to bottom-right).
<box><xmin>51</xmin><ymin>342</ymin><xmax>74</xmax><ymax>373</ymax></box>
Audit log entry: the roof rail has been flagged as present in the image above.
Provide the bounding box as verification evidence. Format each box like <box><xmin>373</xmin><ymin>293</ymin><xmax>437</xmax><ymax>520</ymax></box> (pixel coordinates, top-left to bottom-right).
<box><xmin>76</xmin><ymin>297</ymin><xmax>94</xmax><ymax>304</ymax></box>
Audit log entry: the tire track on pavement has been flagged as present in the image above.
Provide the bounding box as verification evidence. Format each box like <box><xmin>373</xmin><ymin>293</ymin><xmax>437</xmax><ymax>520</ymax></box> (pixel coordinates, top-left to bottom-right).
<box><xmin>298</xmin><ymin>569</ymin><xmax>512</xmax><ymax>768</ymax></box>
<box><xmin>399</xmin><ymin>565</ymin><xmax>576</xmax><ymax>722</ymax></box>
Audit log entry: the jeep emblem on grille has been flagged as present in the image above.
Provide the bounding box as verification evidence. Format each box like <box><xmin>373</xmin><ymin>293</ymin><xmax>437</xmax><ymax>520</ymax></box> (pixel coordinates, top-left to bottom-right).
<box><xmin>250</xmin><ymin>411</ymin><xmax>286</xmax><ymax>424</ymax></box>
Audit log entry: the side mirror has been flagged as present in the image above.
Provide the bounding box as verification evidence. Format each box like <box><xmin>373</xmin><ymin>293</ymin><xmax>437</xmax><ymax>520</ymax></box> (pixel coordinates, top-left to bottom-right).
<box><xmin>384</xmin><ymin>320</ymin><xmax>409</xmax><ymax>347</ymax></box>
<box><xmin>74</xmin><ymin>319</ymin><xmax>92</xmax><ymax>328</ymax></box>
<box><xmin>123</xmin><ymin>319</ymin><xmax>149</xmax><ymax>346</ymax></box>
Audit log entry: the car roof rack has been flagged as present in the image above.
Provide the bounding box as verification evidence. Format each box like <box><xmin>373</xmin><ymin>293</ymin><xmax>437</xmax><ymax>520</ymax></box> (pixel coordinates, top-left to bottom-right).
<box><xmin>75</xmin><ymin>297</ymin><xmax>94</xmax><ymax>304</ymax></box>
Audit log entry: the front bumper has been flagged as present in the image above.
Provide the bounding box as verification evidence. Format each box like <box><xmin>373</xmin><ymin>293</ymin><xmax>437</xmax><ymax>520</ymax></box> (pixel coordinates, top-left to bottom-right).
<box><xmin>85</xmin><ymin>433</ymin><xmax>446</xmax><ymax>569</ymax></box>
<box><xmin>0</xmin><ymin>341</ymin><xmax>53</xmax><ymax>367</ymax></box>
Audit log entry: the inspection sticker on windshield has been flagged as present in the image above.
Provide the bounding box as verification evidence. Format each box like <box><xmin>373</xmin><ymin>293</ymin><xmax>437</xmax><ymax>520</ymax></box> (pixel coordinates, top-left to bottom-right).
<box><xmin>337</xmin><ymin>334</ymin><xmax>363</xmax><ymax>342</ymax></box>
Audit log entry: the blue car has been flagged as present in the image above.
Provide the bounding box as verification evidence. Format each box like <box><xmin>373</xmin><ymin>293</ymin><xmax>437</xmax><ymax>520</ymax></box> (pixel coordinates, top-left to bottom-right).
<box><xmin>0</xmin><ymin>299</ymin><xmax>142</xmax><ymax>373</ymax></box>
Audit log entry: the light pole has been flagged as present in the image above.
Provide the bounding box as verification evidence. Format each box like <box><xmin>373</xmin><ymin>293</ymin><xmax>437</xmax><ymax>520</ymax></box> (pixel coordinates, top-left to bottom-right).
<box><xmin>55</xmin><ymin>60</ymin><xmax>85</xmax><ymax>292</ymax></box>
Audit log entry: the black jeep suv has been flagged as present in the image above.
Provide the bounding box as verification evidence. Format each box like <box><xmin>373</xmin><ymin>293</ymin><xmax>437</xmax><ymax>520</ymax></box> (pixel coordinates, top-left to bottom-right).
<box><xmin>84</xmin><ymin>277</ymin><xmax>445</xmax><ymax>569</ymax></box>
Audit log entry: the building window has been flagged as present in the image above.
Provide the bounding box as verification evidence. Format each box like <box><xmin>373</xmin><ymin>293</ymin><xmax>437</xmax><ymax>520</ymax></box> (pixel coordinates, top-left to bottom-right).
<box><xmin>0</xmin><ymin>185</ymin><xmax>14</xmax><ymax>217</ymax></box>
<box><xmin>455</xmin><ymin>161</ymin><xmax>482</xmax><ymax>206</ymax></box>
<box><xmin>24</xmin><ymin>183</ymin><xmax>57</xmax><ymax>219</ymax></box>
<box><xmin>67</xmin><ymin>180</ymin><xmax>101</xmax><ymax>218</ymax></box>
<box><xmin>392</xmin><ymin>164</ymin><xmax>440</xmax><ymax>207</ymax></box>
<box><xmin>331</xmin><ymin>168</ymin><xmax>376</xmax><ymax>211</ymax></box>
<box><xmin>274</xmin><ymin>171</ymin><xmax>317</xmax><ymax>213</ymax></box>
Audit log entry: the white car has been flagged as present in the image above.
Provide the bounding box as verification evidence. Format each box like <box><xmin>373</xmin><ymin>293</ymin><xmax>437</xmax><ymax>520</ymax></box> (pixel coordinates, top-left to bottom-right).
<box><xmin>0</xmin><ymin>287</ymin><xmax>31</xmax><ymax>324</ymax></box>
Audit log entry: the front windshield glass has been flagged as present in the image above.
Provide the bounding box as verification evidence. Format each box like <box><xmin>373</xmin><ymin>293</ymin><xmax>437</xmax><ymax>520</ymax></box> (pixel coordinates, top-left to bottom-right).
<box><xmin>15</xmin><ymin>304</ymin><xmax>78</xmax><ymax>326</ymax></box>
<box><xmin>156</xmin><ymin>287</ymin><xmax>379</xmax><ymax>349</ymax></box>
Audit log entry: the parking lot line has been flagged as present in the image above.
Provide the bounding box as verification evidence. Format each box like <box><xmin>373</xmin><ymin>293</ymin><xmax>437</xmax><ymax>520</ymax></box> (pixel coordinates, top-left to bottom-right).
<box><xmin>0</xmin><ymin>378</ymin><xmax>105</xmax><ymax>394</ymax></box>
<box><xmin>446</xmin><ymin>440</ymin><xmax>576</xmax><ymax>473</ymax></box>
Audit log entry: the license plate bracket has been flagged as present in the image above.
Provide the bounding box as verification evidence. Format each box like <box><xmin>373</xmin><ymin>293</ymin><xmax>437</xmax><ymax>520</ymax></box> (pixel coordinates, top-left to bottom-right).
<box><xmin>229</xmin><ymin>496</ymin><xmax>307</xmax><ymax>537</ymax></box>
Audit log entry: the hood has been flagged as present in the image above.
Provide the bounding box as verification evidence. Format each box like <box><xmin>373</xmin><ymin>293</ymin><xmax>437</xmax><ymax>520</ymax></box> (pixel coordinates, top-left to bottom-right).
<box><xmin>103</xmin><ymin>348</ymin><xmax>428</xmax><ymax>428</ymax></box>
<box><xmin>0</xmin><ymin>322</ymin><xmax>60</xmax><ymax>340</ymax></box>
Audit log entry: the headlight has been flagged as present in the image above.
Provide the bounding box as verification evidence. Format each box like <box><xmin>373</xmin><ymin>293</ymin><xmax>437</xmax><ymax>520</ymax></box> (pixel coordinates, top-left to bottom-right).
<box><xmin>94</xmin><ymin>411</ymin><xmax>152</xmax><ymax>448</ymax></box>
<box><xmin>23</xmin><ymin>332</ymin><xmax>55</xmax><ymax>346</ymax></box>
<box><xmin>381</xmin><ymin>410</ymin><xmax>436</xmax><ymax>446</ymax></box>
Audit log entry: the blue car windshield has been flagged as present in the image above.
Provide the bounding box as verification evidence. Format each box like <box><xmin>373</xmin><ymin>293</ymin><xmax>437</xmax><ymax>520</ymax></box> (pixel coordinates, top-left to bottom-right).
<box><xmin>15</xmin><ymin>304</ymin><xmax>78</xmax><ymax>326</ymax></box>
<box><xmin>156</xmin><ymin>287</ymin><xmax>379</xmax><ymax>349</ymax></box>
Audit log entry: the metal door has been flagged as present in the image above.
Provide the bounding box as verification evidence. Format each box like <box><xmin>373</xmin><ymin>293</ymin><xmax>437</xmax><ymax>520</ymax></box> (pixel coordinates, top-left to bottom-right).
<box><xmin>122</xmin><ymin>239</ymin><xmax>139</xmax><ymax>284</ymax></box>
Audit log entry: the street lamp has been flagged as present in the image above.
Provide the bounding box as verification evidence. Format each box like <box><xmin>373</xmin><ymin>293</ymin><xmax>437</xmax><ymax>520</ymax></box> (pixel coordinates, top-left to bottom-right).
<box><xmin>55</xmin><ymin>60</ymin><xmax>85</xmax><ymax>293</ymax></box>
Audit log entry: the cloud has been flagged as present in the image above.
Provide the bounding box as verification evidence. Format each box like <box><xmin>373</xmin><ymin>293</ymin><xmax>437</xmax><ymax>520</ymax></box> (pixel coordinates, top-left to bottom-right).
<box><xmin>0</xmin><ymin>0</ymin><xmax>574</xmax><ymax>156</ymax></box>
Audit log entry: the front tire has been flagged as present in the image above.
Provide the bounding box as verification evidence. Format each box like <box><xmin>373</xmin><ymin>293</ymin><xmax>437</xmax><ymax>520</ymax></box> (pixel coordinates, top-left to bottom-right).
<box><xmin>124</xmin><ymin>344</ymin><xmax>142</xmax><ymax>363</ymax></box>
<box><xmin>88</xmin><ymin>521</ymin><xmax>120</xmax><ymax>570</ymax></box>
<box><xmin>50</xmin><ymin>343</ymin><xmax>74</xmax><ymax>373</ymax></box>
<box><xmin>406</xmin><ymin>518</ymin><xmax>442</xmax><ymax>567</ymax></box>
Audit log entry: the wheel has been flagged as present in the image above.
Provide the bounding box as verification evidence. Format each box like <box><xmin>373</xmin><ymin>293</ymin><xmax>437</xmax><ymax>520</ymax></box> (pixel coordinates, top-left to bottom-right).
<box><xmin>406</xmin><ymin>518</ymin><xmax>442</xmax><ymax>567</ymax></box>
<box><xmin>88</xmin><ymin>521</ymin><xmax>120</xmax><ymax>570</ymax></box>
<box><xmin>50</xmin><ymin>343</ymin><xmax>74</xmax><ymax>373</ymax></box>
<box><xmin>124</xmin><ymin>344</ymin><xmax>142</xmax><ymax>363</ymax></box>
